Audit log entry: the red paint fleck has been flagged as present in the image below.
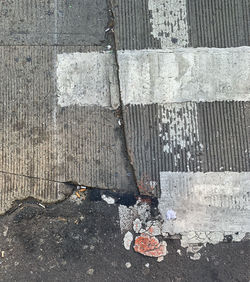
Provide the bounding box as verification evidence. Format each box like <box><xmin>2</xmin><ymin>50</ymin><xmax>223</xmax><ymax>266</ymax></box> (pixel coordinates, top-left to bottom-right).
<box><xmin>134</xmin><ymin>234</ymin><xmax>167</xmax><ymax>257</ymax></box>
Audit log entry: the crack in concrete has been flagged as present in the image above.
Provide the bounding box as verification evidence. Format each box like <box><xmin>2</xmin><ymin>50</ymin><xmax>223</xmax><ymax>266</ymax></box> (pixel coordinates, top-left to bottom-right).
<box><xmin>107</xmin><ymin>0</ymin><xmax>140</xmax><ymax>194</ymax></box>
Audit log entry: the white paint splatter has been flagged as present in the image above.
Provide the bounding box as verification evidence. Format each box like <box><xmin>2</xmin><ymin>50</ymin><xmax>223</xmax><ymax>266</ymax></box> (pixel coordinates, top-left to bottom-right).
<box><xmin>148</xmin><ymin>0</ymin><xmax>189</xmax><ymax>48</ymax></box>
<box><xmin>159</xmin><ymin>103</ymin><xmax>203</xmax><ymax>170</ymax></box>
<box><xmin>101</xmin><ymin>194</ymin><xmax>115</xmax><ymax>205</ymax></box>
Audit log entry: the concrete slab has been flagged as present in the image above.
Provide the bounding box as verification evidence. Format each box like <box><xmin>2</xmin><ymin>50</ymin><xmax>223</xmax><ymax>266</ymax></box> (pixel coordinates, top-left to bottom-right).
<box><xmin>112</xmin><ymin>0</ymin><xmax>250</xmax><ymax>49</ymax></box>
<box><xmin>56</xmin><ymin>52</ymin><xmax>119</xmax><ymax>108</ymax></box>
<box><xmin>159</xmin><ymin>172</ymin><xmax>250</xmax><ymax>234</ymax></box>
<box><xmin>123</xmin><ymin>102</ymin><xmax>249</xmax><ymax>196</ymax></box>
<box><xmin>0</xmin><ymin>0</ymin><xmax>108</xmax><ymax>45</ymax></box>
<box><xmin>0</xmin><ymin>47</ymin><xmax>137</xmax><ymax>214</ymax></box>
<box><xmin>118</xmin><ymin>48</ymin><xmax>250</xmax><ymax>104</ymax></box>
<box><xmin>186</xmin><ymin>0</ymin><xmax>250</xmax><ymax>47</ymax></box>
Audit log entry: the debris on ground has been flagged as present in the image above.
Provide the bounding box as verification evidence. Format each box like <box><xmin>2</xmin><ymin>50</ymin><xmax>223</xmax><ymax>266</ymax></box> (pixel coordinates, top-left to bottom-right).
<box><xmin>125</xmin><ymin>262</ymin><xmax>131</xmax><ymax>268</ymax></box>
<box><xmin>134</xmin><ymin>234</ymin><xmax>167</xmax><ymax>258</ymax></box>
<box><xmin>86</xmin><ymin>268</ymin><xmax>94</xmax><ymax>275</ymax></box>
<box><xmin>123</xmin><ymin>231</ymin><xmax>133</xmax><ymax>250</ymax></box>
<box><xmin>190</xmin><ymin>253</ymin><xmax>201</xmax><ymax>261</ymax></box>
<box><xmin>166</xmin><ymin>209</ymin><xmax>176</xmax><ymax>220</ymax></box>
<box><xmin>101</xmin><ymin>194</ymin><xmax>115</xmax><ymax>205</ymax></box>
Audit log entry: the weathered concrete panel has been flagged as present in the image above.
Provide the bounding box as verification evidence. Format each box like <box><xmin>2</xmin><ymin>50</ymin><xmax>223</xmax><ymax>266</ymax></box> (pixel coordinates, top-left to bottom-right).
<box><xmin>0</xmin><ymin>0</ymin><xmax>108</xmax><ymax>45</ymax></box>
<box><xmin>112</xmin><ymin>0</ymin><xmax>249</xmax><ymax>49</ymax></box>
<box><xmin>0</xmin><ymin>47</ymin><xmax>137</xmax><ymax>214</ymax></box>
<box><xmin>111</xmin><ymin>0</ymin><xmax>161</xmax><ymax>50</ymax></box>
<box><xmin>118</xmin><ymin>48</ymin><xmax>250</xmax><ymax>105</ymax></box>
<box><xmin>123</xmin><ymin>102</ymin><xmax>249</xmax><ymax>196</ymax></box>
<box><xmin>186</xmin><ymin>0</ymin><xmax>250</xmax><ymax>47</ymax></box>
<box><xmin>159</xmin><ymin>172</ymin><xmax>250</xmax><ymax>234</ymax></box>
<box><xmin>56</xmin><ymin>52</ymin><xmax>119</xmax><ymax>108</ymax></box>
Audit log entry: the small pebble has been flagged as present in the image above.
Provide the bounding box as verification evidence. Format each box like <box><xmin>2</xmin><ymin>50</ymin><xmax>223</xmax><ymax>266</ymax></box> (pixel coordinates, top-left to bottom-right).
<box><xmin>87</xmin><ymin>268</ymin><xmax>94</xmax><ymax>275</ymax></box>
<box><xmin>145</xmin><ymin>263</ymin><xmax>150</xmax><ymax>268</ymax></box>
<box><xmin>125</xmin><ymin>262</ymin><xmax>131</xmax><ymax>269</ymax></box>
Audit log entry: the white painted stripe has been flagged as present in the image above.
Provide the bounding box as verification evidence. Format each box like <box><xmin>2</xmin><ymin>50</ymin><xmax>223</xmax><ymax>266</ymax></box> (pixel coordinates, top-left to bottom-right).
<box><xmin>148</xmin><ymin>0</ymin><xmax>189</xmax><ymax>48</ymax></box>
<box><xmin>159</xmin><ymin>172</ymin><xmax>250</xmax><ymax>235</ymax></box>
<box><xmin>56</xmin><ymin>52</ymin><xmax>119</xmax><ymax>108</ymax></box>
<box><xmin>118</xmin><ymin>48</ymin><xmax>250</xmax><ymax>104</ymax></box>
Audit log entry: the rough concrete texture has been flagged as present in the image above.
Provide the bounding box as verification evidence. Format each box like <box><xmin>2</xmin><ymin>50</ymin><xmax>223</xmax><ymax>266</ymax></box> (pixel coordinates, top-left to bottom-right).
<box><xmin>0</xmin><ymin>0</ymin><xmax>109</xmax><ymax>46</ymax></box>
<box><xmin>56</xmin><ymin>52</ymin><xmax>119</xmax><ymax>108</ymax></box>
<box><xmin>123</xmin><ymin>102</ymin><xmax>249</xmax><ymax>196</ymax></box>
<box><xmin>148</xmin><ymin>0</ymin><xmax>189</xmax><ymax>48</ymax></box>
<box><xmin>110</xmin><ymin>0</ymin><xmax>161</xmax><ymax>50</ymax></box>
<box><xmin>159</xmin><ymin>172</ymin><xmax>250</xmax><ymax>237</ymax></box>
<box><xmin>118</xmin><ymin>48</ymin><xmax>250</xmax><ymax>104</ymax></box>
<box><xmin>0</xmin><ymin>46</ymin><xmax>137</xmax><ymax>214</ymax></box>
<box><xmin>186</xmin><ymin>0</ymin><xmax>250</xmax><ymax>47</ymax></box>
<box><xmin>111</xmin><ymin>0</ymin><xmax>250</xmax><ymax>49</ymax></box>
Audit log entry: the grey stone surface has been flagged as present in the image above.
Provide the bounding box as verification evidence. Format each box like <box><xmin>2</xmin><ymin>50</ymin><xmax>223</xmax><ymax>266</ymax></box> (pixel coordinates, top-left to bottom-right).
<box><xmin>56</xmin><ymin>52</ymin><xmax>119</xmax><ymax>108</ymax></box>
<box><xmin>0</xmin><ymin>0</ymin><xmax>108</xmax><ymax>45</ymax></box>
<box><xmin>112</xmin><ymin>0</ymin><xmax>250</xmax><ymax>50</ymax></box>
<box><xmin>123</xmin><ymin>102</ymin><xmax>249</xmax><ymax>196</ymax></box>
<box><xmin>0</xmin><ymin>46</ymin><xmax>136</xmax><ymax>214</ymax></box>
<box><xmin>159</xmin><ymin>171</ymin><xmax>250</xmax><ymax>234</ymax></box>
<box><xmin>186</xmin><ymin>0</ymin><xmax>250</xmax><ymax>47</ymax></box>
<box><xmin>118</xmin><ymin>48</ymin><xmax>250</xmax><ymax>105</ymax></box>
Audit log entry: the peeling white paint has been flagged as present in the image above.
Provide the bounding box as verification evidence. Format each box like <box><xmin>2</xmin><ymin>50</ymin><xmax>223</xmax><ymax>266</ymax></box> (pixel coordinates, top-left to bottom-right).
<box><xmin>159</xmin><ymin>172</ymin><xmax>250</xmax><ymax>248</ymax></box>
<box><xmin>148</xmin><ymin>0</ymin><xmax>189</xmax><ymax>48</ymax></box>
<box><xmin>159</xmin><ymin>103</ymin><xmax>203</xmax><ymax>170</ymax></box>
<box><xmin>118</xmin><ymin>48</ymin><xmax>250</xmax><ymax>104</ymax></box>
<box><xmin>118</xmin><ymin>199</ymin><xmax>151</xmax><ymax>234</ymax></box>
<box><xmin>56</xmin><ymin>52</ymin><xmax>119</xmax><ymax>108</ymax></box>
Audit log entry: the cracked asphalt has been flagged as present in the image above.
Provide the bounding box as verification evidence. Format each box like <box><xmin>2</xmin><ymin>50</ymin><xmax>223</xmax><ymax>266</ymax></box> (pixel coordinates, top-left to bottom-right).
<box><xmin>0</xmin><ymin>193</ymin><xmax>249</xmax><ymax>282</ymax></box>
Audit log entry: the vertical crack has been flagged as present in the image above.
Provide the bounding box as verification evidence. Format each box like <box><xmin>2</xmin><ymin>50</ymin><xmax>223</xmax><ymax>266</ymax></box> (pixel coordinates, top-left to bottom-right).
<box><xmin>106</xmin><ymin>1</ymin><xmax>140</xmax><ymax>195</ymax></box>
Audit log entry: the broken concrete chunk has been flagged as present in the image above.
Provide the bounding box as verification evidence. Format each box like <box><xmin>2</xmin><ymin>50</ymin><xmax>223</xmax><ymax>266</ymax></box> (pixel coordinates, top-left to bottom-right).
<box><xmin>145</xmin><ymin>221</ymin><xmax>162</xmax><ymax>236</ymax></box>
<box><xmin>133</xmin><ymin>218</ymin><xmax>142</xmax><ymax>233</ymax></box>
<box><xmin>123</xmin><ymin>231</ymin><xmax>133</xmax><ymax>251</ymax></box>
<box><xmin>190</xmin><ymin>253</ymin><xmax>201</xmax><ymax>261</ymax></box>
<box><xmin>101</xmin><ymin>195</ymin><xmax>115</xmax><ymax>205</ymax></box>
<box><xmin>134</xmin><ymin>234</ymin><xmax>167</xmax><ymax>258</ymax></box>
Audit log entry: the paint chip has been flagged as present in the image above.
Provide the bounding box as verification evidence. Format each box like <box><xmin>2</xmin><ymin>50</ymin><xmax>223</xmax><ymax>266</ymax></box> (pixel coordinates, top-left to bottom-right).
<box><xmin>134</xmin><ymin>234</ymin><xmax>167</xmax><ymax>258</ymax></box>
<box><xmin>133</xmin><ymin>218</ymin><xmax>142</xmax><ymax>233</ymax></box>
<box><xmin>123</xmin><ymin>231</ymin><xmax>133</xmax><ymax>251</ymax></box>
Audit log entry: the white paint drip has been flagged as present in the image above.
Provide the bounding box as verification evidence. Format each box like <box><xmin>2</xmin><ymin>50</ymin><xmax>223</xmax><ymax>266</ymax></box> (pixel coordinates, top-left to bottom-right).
<box><xmin>148</xmin><ymin>0</ymin><xmax>189</xmax><ymax>48</ymax></box>
<box><xmin>56</xmin><ymin>52</ymin><xmax>119</xmax><ymax>108</ymax></box>
<box><xmin>118</xmin><ymin>48</ymin><xmax>250</xmax><ymax>104</ymax></box>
